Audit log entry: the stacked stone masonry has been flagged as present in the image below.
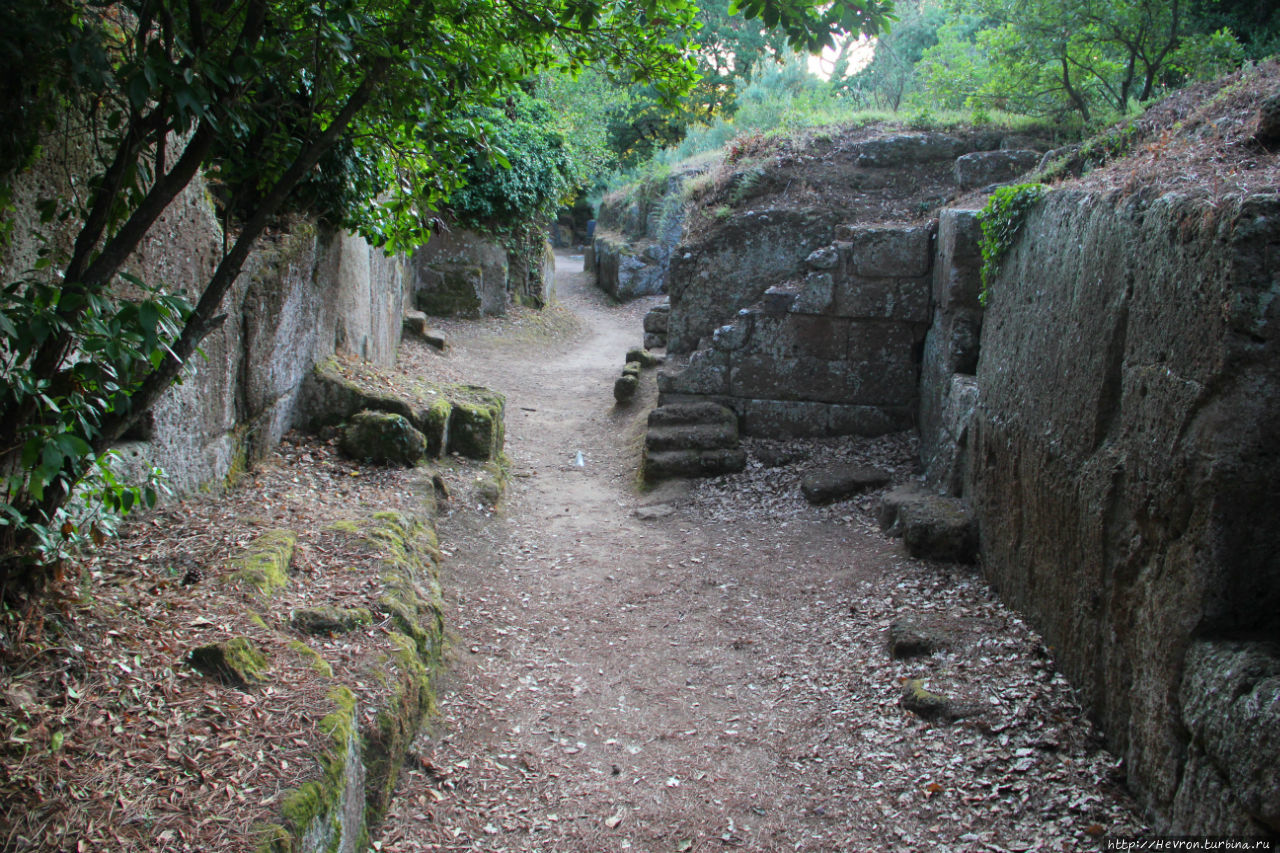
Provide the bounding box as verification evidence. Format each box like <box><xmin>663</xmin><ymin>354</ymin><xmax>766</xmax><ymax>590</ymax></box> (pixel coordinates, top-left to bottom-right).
<box><xmin>657</xmin><ymin>223</ymin><xmax>934</xmax><ymax>438</ymax></box>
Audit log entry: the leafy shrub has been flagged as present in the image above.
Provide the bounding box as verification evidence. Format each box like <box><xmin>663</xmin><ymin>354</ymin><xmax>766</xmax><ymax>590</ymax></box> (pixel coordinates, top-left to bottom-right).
<box><xmin>1</xmin><ymin>272</ymin><xmax>182</xmax><ymax>577</ymax></box>
<box><xmin>448</xmin><ymin>92</ymin><xmax>575</xmax><ymax>231</ymax></box>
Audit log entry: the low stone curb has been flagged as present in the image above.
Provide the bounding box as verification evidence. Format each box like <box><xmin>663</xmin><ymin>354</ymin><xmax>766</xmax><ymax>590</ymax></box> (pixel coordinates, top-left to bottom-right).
<box><xmin>205</xmin><ymin>511</ymin><xmax>447</xmax><ymax>853</ymax></box>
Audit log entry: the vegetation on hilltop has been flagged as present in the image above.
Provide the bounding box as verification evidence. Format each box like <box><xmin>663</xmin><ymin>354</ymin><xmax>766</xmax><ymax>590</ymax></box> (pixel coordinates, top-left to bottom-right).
<box><xmin>597</xmin><ymin>0</ymin><xmax>1273</xmax><ymax>196</ymax></box>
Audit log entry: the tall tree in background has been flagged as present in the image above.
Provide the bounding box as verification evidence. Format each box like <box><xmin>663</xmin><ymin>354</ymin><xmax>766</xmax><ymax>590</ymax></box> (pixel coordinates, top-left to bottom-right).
<box><xmin>915</xmin><ymin>0</ymin><xmax>1246</xmax><ymax>122</ymax></box>
<box><xmin>0</xmin><ymin>0</ymin><xmax>895</xmax><ymax>598</ymax></box>
<box><xmin>836</xmin><ymin>0</ymin><xmax>944</xmax><ymax>109</ymax></box>
<box><xmin>596</xmin><ymin>0</ymin><xmax>894</xmax><ymax>166</ymax></box>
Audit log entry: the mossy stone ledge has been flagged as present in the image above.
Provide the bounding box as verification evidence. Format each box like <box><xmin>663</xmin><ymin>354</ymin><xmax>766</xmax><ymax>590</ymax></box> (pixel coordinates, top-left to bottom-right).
<box><xmin>291</xmin><ymin>606</ymin><xmax>374</xmax><ymax>637</ymax></box>
<box><xmin>255</xmin><ymin>686</ymin><xmax>367</xmax><ymax>853</ymax></box>
<box><xmin>339</xmin><ymin>411</ymin><xmax>427</xmax><ymax>466</ymax></box>
<box><xmin>446</xmin><ymin>386</ymin><xmax>506</xmax><ymax>460</ymax></box>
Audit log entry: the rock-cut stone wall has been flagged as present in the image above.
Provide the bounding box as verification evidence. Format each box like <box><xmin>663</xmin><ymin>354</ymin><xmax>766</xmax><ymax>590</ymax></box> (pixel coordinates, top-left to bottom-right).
<box><xmin>112</xmin><ymin>193</ymin><xmax>412</xmax><ymax>495</ymax></box>
<box><xmin>412</xmin><ymin>227</ymin><xmax>555</xmax><ymax>316</ymax></box>
<box><xmin>964</xmin><ymin>188</ymin><xmax>1280</xmax><ymax>834</ymax></box>
<box><xmin>591</xmin><ymin>172</ymin><xmax>696</xmax><ymax>301</ymax></box>
<box><xmin>1</xmin><ymin>150</ymin><xmax>413</xmax><ymax>496</ymax></box>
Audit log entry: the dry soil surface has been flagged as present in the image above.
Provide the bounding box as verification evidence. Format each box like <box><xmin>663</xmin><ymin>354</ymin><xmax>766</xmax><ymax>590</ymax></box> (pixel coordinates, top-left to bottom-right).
<box><xmin>373</xmin><ymin>254</ymin><xmax>1148</xmax><ymax>853</ymax></box>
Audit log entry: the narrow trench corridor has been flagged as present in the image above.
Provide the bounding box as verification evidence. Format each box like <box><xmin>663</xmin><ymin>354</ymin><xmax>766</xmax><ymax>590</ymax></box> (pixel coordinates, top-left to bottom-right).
<box><xmin>372</xmin><ymin>253</ymin><xmax>1147</xmax><ymax>852</ymax></box>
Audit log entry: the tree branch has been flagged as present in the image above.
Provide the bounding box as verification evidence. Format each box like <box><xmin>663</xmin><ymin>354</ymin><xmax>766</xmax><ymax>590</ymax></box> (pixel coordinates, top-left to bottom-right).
<box><xmin>94</xmin><ymin>60</ymin><xmax>390</xmax><ymax>449</ymax></box>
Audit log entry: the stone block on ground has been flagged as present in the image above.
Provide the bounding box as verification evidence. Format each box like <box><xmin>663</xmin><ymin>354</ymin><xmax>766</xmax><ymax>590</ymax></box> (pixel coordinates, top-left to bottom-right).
<box><xmin>446</xmin><ymin>388</ymin><xmax>505</xmax><ymax>460</ymax></box>
<box><xmin>800</xmin><ymin>464</ymin><xmax>892</xmax><ymax>505</ymax></box>
<box><xmin>340</xmin><ymin>410</ymin><xmax>427</xmax><ymax>466</ymax></box>
<box><xmin>898</xmin><ymin>495</ymin><xmax>978</xmax><ymax>563</ymax></box>
<box><xmin>878</xmin><ymin>482</ymin><xmax>932</xmax><ymax>533</ymax></box>
<box><xmin>402</xmin><ymin>310</ymin><xmax>429</xmax><ymax>339</ymax></box>
<box><xmin>412</xmin><ymin>228</ymin><xmax>509</xmax><ymax>317</ymax></box>
<box><xmin>304</xmin><ymin>356</ymin><xmax>417</xmax><ymax>430</ymax></box>
<box><xmin>614</xmin><ymin>374</ymin><xmax>639</xmax><ymax>404</ymax></box>
<box><xmin>888</xmin><ymin>619</ymin><xmax>953</xmax><ymax>659</ymax></box>
<box><xmin>626</xmin><ymin>347</ymin><xmax>662</xmax><ymax>368</ymax></box>
<box><xmin>900</xmin><ymin>678</ymin><xmax>981</xmax><ymax>723</ymax></box>
<box><xmin>644</xmin><ymin>332</ymin><xmax>667</xmax><ymax>350</ymax></box>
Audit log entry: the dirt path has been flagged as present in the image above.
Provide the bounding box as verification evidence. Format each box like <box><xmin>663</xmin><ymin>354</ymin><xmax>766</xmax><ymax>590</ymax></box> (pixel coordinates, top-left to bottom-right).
<box><xmin>376</xmin><ymin>254</ymin><xmax>1148</xmax><ymax>852</ymax></box>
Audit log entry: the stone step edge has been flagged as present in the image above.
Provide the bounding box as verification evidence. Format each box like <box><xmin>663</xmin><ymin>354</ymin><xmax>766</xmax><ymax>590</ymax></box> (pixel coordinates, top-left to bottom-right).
<box><xmin>644</xmin><ymin>422</ymin><xmax>740</xmax><ymax>452</ymax></box>
<box><xmin>642</xmin><ymin>448</ymin><xmax>747</xmax><ymax>482</ymax></box>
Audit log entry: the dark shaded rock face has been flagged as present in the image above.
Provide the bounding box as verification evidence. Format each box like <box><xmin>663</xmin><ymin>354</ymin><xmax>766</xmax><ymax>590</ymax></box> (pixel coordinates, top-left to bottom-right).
<box><xmin>1256</xmin><ymin>94</ymin><xmax>1280</xmax><ymax>146</ymax></box>
<box><xmin>967</xmin><ymin>189</ymin><xmax>1280</xmax><ymax>832</ymax></box>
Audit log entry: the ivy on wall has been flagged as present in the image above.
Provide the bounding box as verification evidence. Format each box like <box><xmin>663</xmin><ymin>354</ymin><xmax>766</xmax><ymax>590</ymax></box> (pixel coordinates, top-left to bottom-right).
<box><xmin>977</xmin><ymin>183</ymin><xmax>1047</xmax><ymax>306</ymax></box>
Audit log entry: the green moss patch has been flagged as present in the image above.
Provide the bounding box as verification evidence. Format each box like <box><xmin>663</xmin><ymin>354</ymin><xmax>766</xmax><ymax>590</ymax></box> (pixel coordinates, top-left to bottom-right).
<box><xmin>288</xmin><ymin>641</ymin><xmax>335</xmax><ymax>678</ymax></box>
<box><xmin>230</xmin><ymin>529</ymin><xmax>298</xmax><ymax>596</ymax></box>
<box><xmin>189</xmin><ymin>637</ymin><xmax>270</xmax><ymax>686</ymax></box>
<box><xmin>291</xmin><ymin>605</ymin><xmax>373</xmax><ymax>636</ymax></box>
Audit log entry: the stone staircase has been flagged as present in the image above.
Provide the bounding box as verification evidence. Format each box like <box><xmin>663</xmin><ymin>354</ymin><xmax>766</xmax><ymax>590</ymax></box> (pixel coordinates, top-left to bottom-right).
<box><xmin>642</xmin><ymin>402</ymin><xmax>746</xmax><ymax>482</ymax></box>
